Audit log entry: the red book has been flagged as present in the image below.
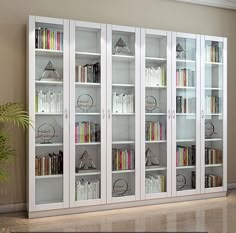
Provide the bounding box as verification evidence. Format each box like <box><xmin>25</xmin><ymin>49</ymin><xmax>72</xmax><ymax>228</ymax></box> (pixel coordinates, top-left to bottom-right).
<box><xmin>183</xmin><ymin>69</ymin><xmax>186</xmax><ymax>86</ymax></box>
<box><xmin>119</xmin><ymin>150</ymin><xmax>122</xmax><ymax>170</ymax></box>
<box><xmin>176</xmin><ymin>150</ymin><xmax>179</xmax><ymax>166</ymax></box>
<box><xmin>176</xmin><ymin>69</ymin><xmax>179</xmax><ymax>86</ymax></box>
<box><xmin>128</xmin><ymin>150</ymin><xmax>131</xmax><ymax>170</ymax></box>
<box><xmin>47</xmin><ymin>29</ymin><xmax>50</xmax><ymax>49</ymax></box>
<box><xmin>183</xmin><ymin>148</ymin><xmax>187</xmax><ymax>165</ymax></box>
<box><xmin>160</xmin><ymin>123</ymin><xmax>163</xmax><ymax>140</ymax></box>
<box><xmin>57</xmin><ymin>31</ymin><xmax>60</xmax><ymax>50</ymax></box>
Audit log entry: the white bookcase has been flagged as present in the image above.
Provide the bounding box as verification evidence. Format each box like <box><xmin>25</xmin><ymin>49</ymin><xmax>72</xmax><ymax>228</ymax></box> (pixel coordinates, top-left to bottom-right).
<box><xmin>27</xmin><ymin>15</ymin><xmax>227</xmax><ymax>217</ymax></box>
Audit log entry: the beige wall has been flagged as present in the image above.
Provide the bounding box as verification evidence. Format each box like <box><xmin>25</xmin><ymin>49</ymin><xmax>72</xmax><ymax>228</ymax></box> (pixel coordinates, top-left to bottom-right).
<box><xmin>0</xmin><ymin>0</ymin><xmax>235</xmax><ymax>205</ymax></box>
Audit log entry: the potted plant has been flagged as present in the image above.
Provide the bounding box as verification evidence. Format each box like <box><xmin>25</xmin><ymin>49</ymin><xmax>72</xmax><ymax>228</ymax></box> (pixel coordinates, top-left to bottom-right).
<box><xmin>0</xmin><ymin>103</ymin><xmax>30</xmax><ymax>181</ymax></box>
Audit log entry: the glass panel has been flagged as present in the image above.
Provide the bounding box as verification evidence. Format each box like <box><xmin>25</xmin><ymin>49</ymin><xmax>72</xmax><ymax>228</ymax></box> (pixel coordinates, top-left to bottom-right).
<box><xmin>145</xmin><ymin>34</ymin><xmax>167</xmax><ymax>195</ymax></box>
<box><xmin>175</xmin><ymin>37</ymin><xmax>197</xmax><ymax>192</ymax></box>
<box><xmin>204</xmin><ymin>40</ymin><xmax>223</xmax><ymax>188</ymax></box>
<box><xmin>34</xmin><ymin>22</ymin><xmax>64</xmax><ymax>205</ymax></box>
<box><xmin>112</xmin><ymin>30</ymin><xmax>136</xmax><ymax>198</ymax></box>
<box><xmin>74</xmin><ymin>27</ymin><xmax>101</xmax><ymax>201</ymax></box>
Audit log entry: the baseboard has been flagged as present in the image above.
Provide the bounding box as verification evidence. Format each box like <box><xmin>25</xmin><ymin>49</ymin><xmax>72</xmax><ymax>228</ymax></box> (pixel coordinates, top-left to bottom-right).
<box><xmin>0</xmin><ymin>203</ymin><xmax>26</xmax><ymax>214</ymax></box>
<box><xmin>228</xmin><ymin>183</ymin><xmax>236</xmax><ymax>190</ymax></box>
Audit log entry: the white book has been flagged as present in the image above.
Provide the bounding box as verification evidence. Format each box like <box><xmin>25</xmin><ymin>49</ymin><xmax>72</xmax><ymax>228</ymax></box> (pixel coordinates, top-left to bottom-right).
<box><xmin>48</xmin><ymin>156</ymin><xmax>51</xmax><ymax>175</ymax></box>
<box><xmin>117</xmin><ymin>94</ymin><xmax>123</xmax><ymax>113</ymax></box>
<box><xmin>41</xmin><ymin>156</ymin><xmax>45</xmax><ymax>176</ymax></box>
<box><xmin>84</xmin><ymin>66</ymin><xmax>87</xmax><ymax>83</ymax></box>
<box><xmin>112</xmin><ymin>92</ymin><xmax>117</xmax><ymax>113</ymax></box>
<box><xmin>78</xmin><ymin>65</ymin><xmax>82</xmax><ymax>82</ymax></box>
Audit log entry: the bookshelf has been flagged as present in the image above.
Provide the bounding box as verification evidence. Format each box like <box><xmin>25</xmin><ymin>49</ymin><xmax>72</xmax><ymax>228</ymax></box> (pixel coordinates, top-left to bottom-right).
<box><xmin>28</xmin><ymin>16</ymin><xmax>227</xmax><ymax>218</ymax></box>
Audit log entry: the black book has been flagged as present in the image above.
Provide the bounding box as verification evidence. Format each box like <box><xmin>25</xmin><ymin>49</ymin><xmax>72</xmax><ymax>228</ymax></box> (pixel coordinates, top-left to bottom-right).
<box><xmin>191</xmin><ymin>171</ymin><xmax>196</xmax><ymax>189</ymax></box>
<box><xmin>205</xmin><ymin>147</ymin><xmax>209</xmax><ymax>164</ymax></box>
<box><xmin>176</xmin><ymin>96</ymin><xmax>182</xmax><ymax>113</ymax></box>
<box><xmin>191</xmin><ymin>145</ymin><xmax>196</xmax><ymax>165</ymax></box>
<box><xmin>35</xmin><ymin>29</ymin><xmax>39</xmax><ymax>48</ymax></box>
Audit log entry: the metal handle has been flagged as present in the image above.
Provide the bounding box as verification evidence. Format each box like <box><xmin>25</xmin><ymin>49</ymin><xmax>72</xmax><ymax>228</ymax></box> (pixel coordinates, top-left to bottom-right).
<box><xmin>172</xmin><ymin>110</ymin><xmax>175</xmax><ymax>119</ymax></box>
<box><xmin>65</xmin><ymin>109</ymin><xmax>68</xmax><ymax>119</ymax></box>
<box><xmin>201</xmin><ymin>110</ymin><xmax>204</xmax><ymax>119</ymax></box>
<box><xmin>168</xmin><ymin>109</ymin><xmax>171</xmax><ymax>119</ymax></box>
<box><xmin>108</xmin><ymin>109</ymin><xmax>111</xmax><ymax>119</ymax></box>
<box><xmin>102</xmin><ymin>109</ymin><xmax>105</xmax><ymax>119</ymax></box>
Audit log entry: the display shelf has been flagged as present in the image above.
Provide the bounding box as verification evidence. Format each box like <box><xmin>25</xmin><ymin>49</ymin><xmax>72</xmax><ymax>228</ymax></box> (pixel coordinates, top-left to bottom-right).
<box><xmin>205</xmin><ymin>62</ymin><xmax>223</xmax><ymax>66</ymax></box>
<box><xmin>145</xmin><ymin>140</ymin><xmax>167</xmax><ymax>144</ymax></box>
<box><xmin>176</xmin><ymin>86</ymin><xmax>196</xmax><ymax>90</ymax></box>
<box><xmin>205</xmin><ymin>113</ymin><xmax>222</xmax><ymax>116</ymax></box>
<box><xmin>145</xmin><ymin>166</ymin><xmax>167</xmax><ymax>171</ymax></box>
<box><xmin>176</xmin><ymin>59</ymin><xmax>196</xmax><ymax>63</ymax></box>
<box><xmin>112</xmin><ymin>170</ymin><xmax>135</xmax><ymax>174</ymax></box>
<box><xmin>75</xmin><ymin>112</ymin><xmax>100</xmax><ymax>116</ymax></box>
<box><xmin>145</xmin><ymin>85</ymin><xmax>167</xmax><ymax>89</ymax></box>
<box><xmin>205</xmin><ymin>164</ymin><xmax>223</xmax><ymax>168</ymax></box>
<box><xmin>112</xmin><ymin>141</ymin><xmax>135</xmax><ymax>144</ymax></box>
<box><xmin>176</xmin><ymin>165</ymin><xmax>196</xmax><ymax>169</ymax></box>
<box><xmin>35</xmin><ymin>80</ymin><xmax>63</xmax><ymax>85</ymax></box>
<box><xmin>75</xmin><ymin>142</ymin><xmax>101</xmax><ymax>146</ymax></box>
<box><xmin>75</xmin><ymin>171</ymin><xmax>101</xmax><ymax>176</ymax></box>
<box><xmin>35</xmin><ymin>113</ymin><xmax>63</xmax><ymax>116</ymax></box>
<box><xmin>35</xmin><ymin>48</ymin><xmax>63</xmax><ymax>57</ymax></box>
<box><xmin>75</xmin><ymin>82</ymin><xmax>100</xmax><ymax>87</ymax></box>
<box><xmin>75</xmin><ymin>51</ymin><xmax>101</xmax><ymax>58</ymax></box>
<box><xmin>112</xmin><ymin>84</ymin><xmax>135</xmax><ymax>88</ymax></box>
<box><xmin>176</xmin><ymin>113</ymin><xmax>196</xmax><ymax>116</ymax></box>
<box><xmin>176</xmin><ymin>139</ymin><xmax>195</xmax><ymax>142</ymax></box>
<box><xmin>205</xmin><ymin>87</ymin><xmax>222</xmax><ymax>91</ymax></box>
<box><xmin>35</xmin><ymin>143</ymin><xmax>63</xmax><ymax>147</ymax></box>
<box><xmin>35</xmin><ymin>175</ymin><xmax>63</xmax><ymax>179</ymax></box>
<box><xmin>112</xmin><ymin>54</ymin><xmax>135</xmax><ymax>61</ymax></box>
<box><xmin>112</xmin><ymin>113</ymin><xmax>135</xmax><ymax>116</ymax></box>
<box><xmin>145</xmin><ymin>57</ymin><xmax>166</xmax><ymax>61</ymax></box>
<box><xmin>205</xmin><ymin>138</ymin><xmax>223</xmax><ymax>142</ymax></box>
<box><xmin>145</xmin><ymin>113</ymin><xmax>166</xmax><ymax>116</ymax></box>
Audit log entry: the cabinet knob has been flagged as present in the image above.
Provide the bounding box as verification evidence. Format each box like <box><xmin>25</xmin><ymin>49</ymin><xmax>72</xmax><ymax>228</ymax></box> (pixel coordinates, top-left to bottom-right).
<box><xmin>172</xmin><ymin>110</ymin><xmax>175</xmax><ymax>119</ymax></box>
<box><xmin>201</xmin><ymin>110</ymin><xmax>204</xmax><ymax>119</ymax></box>
<box><xmin>108</xmin><ymin>109</ymin><xmax>111</xmax><ymax>119</ymax></box>
<box><xmin>102</xmin><ymin>109</ymin><xmax>105</xmax><ymax>119</ymax></box>
<box><xmin>65</xmin><ymin>109</ymin><xmax>68</xmax><ymax>119</ymax></box>
<box><xmin>168</xmin><ymin>110</ymin><xmax>171</xmax><ymax>119</ymax></box>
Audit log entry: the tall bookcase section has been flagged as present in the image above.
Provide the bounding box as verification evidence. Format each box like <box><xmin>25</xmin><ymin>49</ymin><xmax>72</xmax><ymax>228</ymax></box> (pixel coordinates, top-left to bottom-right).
<box><xmin>140</xmin><ymin>29</ymin><xmax>172</xmax><ymax>200</ymax></box>
<box><xmin>28</xmin><ymin>16</ymin><xmax>70</xmax><ymax>211</ymax></box>
<box><xmin>107</xmin><ymin>25</ymin><xmax>141</xmax><ymax>203</ymax></box>
<box><xmin>69</xmin><ymin>21</ymin><xmax>107</xmax><ymax>207</ymax></box>
<box><xmin>200</xmin><ymin>36</ymin><xmax>227</xmax><ymax>193</ymax></box>
<box><xmin>171</xmin><ymin>32</ymin><xmax>201</xmax><ymax>196</ymax></box>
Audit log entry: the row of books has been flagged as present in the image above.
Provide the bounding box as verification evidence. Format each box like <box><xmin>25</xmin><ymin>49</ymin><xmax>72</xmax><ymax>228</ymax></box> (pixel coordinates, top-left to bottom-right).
<box><xmin>205</xmin><ymin>96</ymin><xmax>222</xmax><ymax>113</ymax></box>
<box><xmin>205</xmin><ymin>174</ymin><xmax>222</xmax><ymax>188</ymax></box>
<box><xmin>145</xmin><ymin>175</ymin><xmax>165</xmax><ymax>194</ymax></box>
<box><xmin>35</xmin><ymin>90</ymin><xmax>63</xmax><ymax>113</ymax></box>
<box><xmin>176</xmin><ymin>96</ymin><xmax>195</xmax><ymax>113</ymax></box>
<box><xmin>176</xmin><ymin>145</ymin><xmax>196</xmax><ymax>166</ymax></box>
<box><xmin>112</xmin><ymin>149</ymin><xmax>135</xmax><ymax>170</ymax></box>
<box><xmin>75</xmin><ymin>179</ymin><xmax>100</xmax><ymax>201</ymax></box>
<box><xmin>205</xmin><ymin>43</ymin><xmax>222</xmax><ymax>63</ymax></box>
<box><xmin>35</xmin><ymin>151</ymin><xmax>63</xmax><ymax>176</ymax></box>
<box><xmin>112</xmin><ymin>93</ymin><xmax>134</xmax><ymax>113</ymax></box>
<box><xmin>205</xmin><ymin>148</ymin><xmax>222</xmax><ymax>164</ymax></box>
<box><xmin>75</xmin><ymin>122</ymin><xmax>100</xmax><ymax>143</ymax></box>
<box><xmin>176</xmin><ymin>68</ymin><xmax>195</xmax><ymax>87</ymax></box>
<box><xmin>145</xmin><ymin>121</ymin><xmax>165</xmax><ymax>141</ymax></box>
<box><xmin>75</xmin><ymin>63</ymin><xmax>100</xmax><ymax>83</ymax></box>
<box><xmin>145</xmin><ymin>67</ymin><xmax>166</xmax><ymax>87</ymax></box>
<box><xmin>35</xmin><ymin>28</ymin><xmax>63</xmax><ymax>51</ymax></box>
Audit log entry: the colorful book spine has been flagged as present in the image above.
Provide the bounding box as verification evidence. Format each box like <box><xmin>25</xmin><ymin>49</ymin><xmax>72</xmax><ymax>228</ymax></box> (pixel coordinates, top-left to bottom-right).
<box><xmin>112</xmin><ymin>149</ymin><xmax>135</xmax><ymax>170</ymax></box>
<box><xmin>145</xmin><ymin>121</ymin><xmax>165</xmax><ymax>141</ymax></box>
<box><xmin>176</xmin><ymin>145</ymin><xmax>196</xmax><ymax>166</ymax></box>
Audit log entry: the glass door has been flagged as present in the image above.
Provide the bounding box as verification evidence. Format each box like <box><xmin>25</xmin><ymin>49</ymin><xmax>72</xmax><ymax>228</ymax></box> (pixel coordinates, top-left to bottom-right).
<box><xmin>107</xmin><ymin>25</ymin><xmax>140</xmax><ymax>203</ymax></box>
<box><xmin>29</xmin><ymin>16</ymin><xmax>70</xmax><ymax>210</ymax></box>
<box><xmin>172</xmin><ymin>32</ymin><xmax>200</xmax><ymax>195</ymax></box>
<box><xmin>69</xmin><ymin>21</ymin><xmax>106</xmax><ymax>207</ymax></box>
<box><xmin>140</xmin><ymin>29</ymin><xmax>171</xmax><ymax>199</ymax></box>
<box><xmin>201</xmin><ymin>36</ymin><xmax>227</xmax><ymax>192</ymax></box>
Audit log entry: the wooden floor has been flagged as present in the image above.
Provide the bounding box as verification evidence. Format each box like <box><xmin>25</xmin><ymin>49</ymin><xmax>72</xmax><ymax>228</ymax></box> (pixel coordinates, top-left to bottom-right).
<box><xmin>1</xmin><ymin>190</ymin><xmax>236</xmax><ymax>232</ymax></box>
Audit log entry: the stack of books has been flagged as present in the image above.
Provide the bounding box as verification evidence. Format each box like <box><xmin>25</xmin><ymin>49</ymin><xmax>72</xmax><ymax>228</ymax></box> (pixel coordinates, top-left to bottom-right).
<box><xmin>176</xmin><ymin>96</ymin><xmax>195</xmax><ymax>113</ymax></box>
<box><xmin>205</xmin><ymin>148</ymin><xmax>222</xmax><ymax>164</ymax></box>
<box><xmin>176</xmin><ymin>68</ymin><xmax>195</xmax><ymax>87</ymax></box>
<box><xmin>145</xmin><ymin>66</ymin><xmax>166</xmax><ymax>86</ymax></box>
<box><xmin>75</xmin><ymin>179</ymin><xmax>100</xmax><ymax>201</ymax></box>
<box><xmin>145</xmin><ymin>121</ymin><xmax>165</xmax><ymax>141</ymax></box>
<box><xmin>206</xmin><ymin>43</ymin><xmax>221</xmax><ymax>63</ymax></box>
<box><xmin>35</xmin><ymin>151</ymin><xmax>63</xmax><ymax>176</ymax></box>
<box><xmin>112</xmin><ymin>149</ymin><xmax>135</xmax><ymax>170</ymax></box>
<box><xmin>35</xmin><ymin>90</ymin><xmax>63</xmax><ymax>113</ymax></box>
<box><xmin>205</xmin><ymin>96</ymin><xmax>221</xmax><ymax>113</ymax></box>
<box><xmin>176</xmin><ymin>145</ymin><xmax>196</xmax><ymax>166</ymax></box>
<box><xmin>112</xmin><ymin>93</ymin><xmax>134</xmax><ymax>113</ymax></box>
<box><xmin>145</xmin><ymin>175</ymin><xmax>165</xmax><ymax>194</ymax></box>
<box><xmin>205</xmin><ymin>174</ymin><xmax>222</xmax><ymax>188</ymax></box>
<box><xmin>75</xmin><ymin>63</ymin><xmax>100</xmax><ymax>83</ymax></box>
<box><xmin>75</xmin><ymin>122</ymin><xmax>100</xmax><ymax>143</ymax></box>
<box><xmin>35</xmin><ymin>28</ymin><xmax>63</xmax><ymax>51</ymax></box>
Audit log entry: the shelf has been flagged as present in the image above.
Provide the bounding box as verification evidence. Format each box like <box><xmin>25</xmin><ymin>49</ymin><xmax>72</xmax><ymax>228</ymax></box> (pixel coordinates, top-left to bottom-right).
<box><xmin>176</xmin><ymin>59</ymin><xmax>196</xmax><ymax>63</ymax></box>
<box><xmin>75</xmin><ymin>142</ymin><xmax>101</xmax><ymax>146</ymax></box>
<box><xmin>205</xmin><ymin>164</ymin><xmax>223</xmax><ymax>168</ymax></box>
<box><xmin>145</xmin><ymin>140</ymin><xmax>167</xmax><ymax>144</ymax></box>
<box><xmin>145</xmin><ymin>57</ymin><xmax>166</xmax><ymax>61</ymax></box>
<box><xmin>35</xmin><ymin>143</ymin><xmax>63</xmax><ymax>147</ymax></box>
<box><xmin>205</xmin><ymin>87</ymin><xmax>222</xmax><ymax>91</ymax></box>
<box><xmin>75</xmin><ymin>171</ymin><xmax>101</xmax><ymax>176</ymax></box>
<box><xmin>35</xmin><ymin>175</ymin><xmax>63</xmax><ymax>179</ymax></box>
<box><xmin>205</xmin><ymin>138</ymin><xmax>223</xmax><ymax>142</ymax></box>
<box><xmin>112</xmin><ymin>169</ymin><xmax>135</xmax><ymax>174</ymax></box>
<box><xmin>176</xmin><ymin>139</ymin><xmax>195</xmax><ymax>142</ymax></box>
<box><xmin>205</xmin><ymin>62</ymin><xmax>223</xmax><ymax>66</ymax></box>
<box><xmin>35</xmin><ymin>48</ymin><xmax>63</xmax><ymax>57</ymax></box>
<box><xmin>145</xmin><ymin>113</ymin><xmax>166</xmax><ymax>116</ymax></box>
<box><xmin>112</xmin><ymin>54</ymin><xmax>135</xmax><ymax>61</ymax></box>
<box><xmin>75</xmin><ymin>82</ymin><xmax>100</xmax><ymax>87</ymax></box>
<box><xmin>75</xmin><ymin>51</ymin><xmax>101</xmax><ymax>59</ymax></box>
<box><xmin>176</xmin><ymin>165</ymin><xmax>196</xmax><ymax>170</ymax></box>
<box><xmin>176</xmin><ymin>113</ymin><xmax>196</xmax><ymax>116</ymax></box>
<box><xmin>35</xmin><ymin>80</ymin><xmax>63</xmax><ymax>85</ymax></box>
<box><xmin>176</xmin><ymin>86</ymin><xmax>195</xmax><ymax>90</ymax></box>
<box><xmin>112</xmin><ymin>141</ymin><xmax>135</xmax><ymax>144</ymax></box>
<box><xmin>205</xmin><ymin>113</ymin><xmax>222</xmax><ymax>116</ymax></box>
<box><xmin>145</xmin><ymin>166</ymin><xmax>167</xmax><ymax>171</ymax></box>
<box><xmin>112</xmin><ymin>84</ymin><xmax>135</xmax><ymax>87</ymax></box>
<box><xmin>35</xmin><ymin>112</ymin><xmax>63</xmax><ymax>116</ymax></box>
<box><xmin>112</xmin><ymin>113</ymin><xmax>135</xmax><ymax>116</ymax></box>
<box><xmin>75</xmin><ymin>113</ymin><xmax>100</xmax><ymax>116</ymax></box>
<box><xmin>145</xmin><ymin>85</ymin><xmax>167</xmax><ymax>89</ymax></box>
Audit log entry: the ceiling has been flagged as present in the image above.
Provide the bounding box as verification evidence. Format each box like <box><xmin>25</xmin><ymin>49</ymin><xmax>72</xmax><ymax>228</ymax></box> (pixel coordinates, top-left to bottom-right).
<box><xmin>175</xmin><ymin>0</ymin><xmax>236</xmax><ymax>10</ymax></box>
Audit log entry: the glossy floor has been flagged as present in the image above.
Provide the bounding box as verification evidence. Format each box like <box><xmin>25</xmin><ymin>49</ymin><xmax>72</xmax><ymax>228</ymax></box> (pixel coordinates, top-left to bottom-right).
<box><xmin>1</xmin><ymin>191</ymin><xmax>236</xmax><ymax>232</ymax></box>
